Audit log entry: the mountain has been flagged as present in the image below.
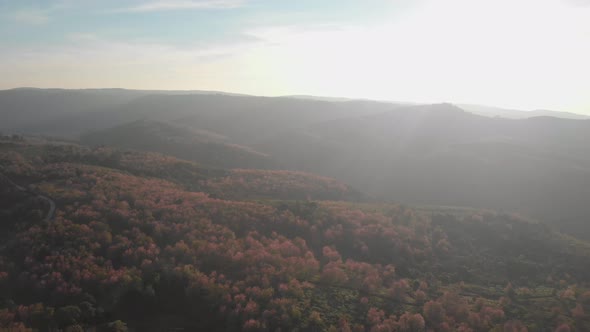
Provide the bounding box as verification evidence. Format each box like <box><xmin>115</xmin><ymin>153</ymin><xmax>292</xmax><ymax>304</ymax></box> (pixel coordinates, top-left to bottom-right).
<box><xmin>0</xmin><ymin>88</ymin><xmax>250</xmax><ymax>137</ymax></box>
<box><xmin>252</xmin><ymin>104</ymin><xmax>590</xmax><ymax>237</ymax></box>
<box><xmin>87</xmin><ymin>94</ymin><xmax>401</xmax><ymax>144</ymax></box>
<box><xmin>80</xmin><ymin>120</ymin><xmax>275</xmax><ymax>169</ymax></box>
<box><xmin>1</xmin><ymin>89</ymin><xmax>585</xmax><ymax>138</ymax></box>
<box><xmin>459</xmin><ymin>103</ymin><xmax>590</xmax><ymax>120</ymax></box>
<box><xmin>0</xmin><ymin>88</ymin><xmax>399</xmax><ymax>138</ymax></box>
<box><xmin>0</xmin><ymin>88</ymin><xmax>148</xmax><ymax>133</ymax></box>
<box><xmin>0</xmin><ymin>138</ymin><xmax>589</xmax><ymax>331</ymax></box>
<box><xmin>3</xmin><ymin>88</ymin><xmax>590</xmax><ymax>240</ymax></box>
<box><xmin>281</xmin><ymin>95</ymin><xmax>358</xmax><ymax>102</ymax></box>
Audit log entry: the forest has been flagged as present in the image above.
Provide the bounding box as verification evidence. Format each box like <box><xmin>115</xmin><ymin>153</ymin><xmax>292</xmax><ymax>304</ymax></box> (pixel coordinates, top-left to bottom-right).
<box><xmin>1</xmin><ymin>138</ymin><xmax>590</xmax><ymax>331</ymax></box>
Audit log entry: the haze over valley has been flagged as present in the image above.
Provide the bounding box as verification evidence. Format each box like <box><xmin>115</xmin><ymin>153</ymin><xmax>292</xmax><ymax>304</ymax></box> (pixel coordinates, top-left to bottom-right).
<box><xmin>3</xmin><ymin>88</ymin><xmax>590</xmax><ymax>238</ymax></box>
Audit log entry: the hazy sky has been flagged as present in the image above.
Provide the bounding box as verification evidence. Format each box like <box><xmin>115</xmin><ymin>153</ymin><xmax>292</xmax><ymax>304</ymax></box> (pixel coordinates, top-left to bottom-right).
<box><xmin>1</xmin><ymin>0</ymin><xmax>589</xmax><ymax>113</ymax></box>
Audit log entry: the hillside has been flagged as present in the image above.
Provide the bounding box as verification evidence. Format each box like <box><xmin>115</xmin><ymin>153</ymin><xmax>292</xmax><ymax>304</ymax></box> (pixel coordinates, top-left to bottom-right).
<box><xmin>0</xmin><ymin>139</ymin><xmax>589</xmax><ymax>331</ymax></box>
<box><xmin>204</xmin><ymin>169</ymin><xmax>363</xmax><ymax>201</ymax></box>
<box><xmin>0</xmin><ymin>89</ymin><xmax>399</xmax><ymax>138</ymax></box>
<box><xmin>0</xmin><ymin>88</ymin><xmax>253</xmax><ymax>136</ymax></box>
<box><xmin>80</xmin><ymin>120</ymin><xmax>275</xmax><ymax>170</ymax></box>
<box><xmin>458</xmin><ymin>104</ymin><xmax>590</xmax><ymax>120</ymax></box>
<box><xmin>0</xmin><ymin>140</ymin><xmax>360</xmax><ymax>203</ymax></box>
<box><xmin>3</xmin><ymin>89</ymin><xmax>590</xmax><ymax>239</ymax></box>
<box><xmin>0</xmin><ymin>88</ymin><xmax>149</xmax><ymax>134</ymax></box>
<box><xmin>0</xmin><ymin>173</ymin><xmax>47</xmax><ymax>236</ymax></box>
<box><xmin>254</xmin><ymin>104</ymin><xmax>590</xmax><ymax>238</ymax></box>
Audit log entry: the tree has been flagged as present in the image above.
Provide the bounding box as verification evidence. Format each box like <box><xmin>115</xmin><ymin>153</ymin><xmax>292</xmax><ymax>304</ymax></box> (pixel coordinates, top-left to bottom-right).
<box><xmin>423</xmin><ymin>301</ymin><xmax>445</xmax><ymax>326</ymax></box>
<box><xmin>103</xmin><ymin>320</ymin><xmax>129</xmax><ymax>332</ymax></box>
<box><xmin>55</xmin><ymin>306</ymin><xmax>81</xmax><ymax>328</ymax></box>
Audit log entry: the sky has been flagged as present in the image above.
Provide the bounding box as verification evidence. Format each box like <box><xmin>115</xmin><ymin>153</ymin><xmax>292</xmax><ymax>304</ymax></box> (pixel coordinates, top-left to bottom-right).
<box><xmin>1</xmin><ymin>0</ymin><xmax>589</xmax><ymax>114</ymax></box>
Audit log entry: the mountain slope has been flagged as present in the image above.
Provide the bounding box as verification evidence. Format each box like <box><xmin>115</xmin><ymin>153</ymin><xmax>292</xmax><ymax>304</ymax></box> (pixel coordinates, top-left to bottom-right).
<box><xmin>255</xmin><ymin>104</ymin><xmax>590</xmax><ymax>238</ymax></box>
<box><xmin>0</xmin><ymin>88</ymin><xmax>149</xmax><ymax>134</ymax></box>
<box><xmin>204</xmin><ymin>168</ymin><xmax>363</xmax><ymax>201</ymax></box>
<box><xmin>3</xmin><ymin>89</ymin><xmax>590</xmax><ymax>239</ymax></box>
<box><xmin>0</xmin><ymin>139</ymin><xmax>589</xmax><ymax>331</ymax></box>
<box><xmin>0</xmin><ymin>139</ymin><xmax>361</xmax><ymax>203</ymax></box>
<box><xmin>459</xmin><ymin>103</ymin><xmax>590</xmax><ymax>120</ymax></box>
<box><xmin>80</xmin><ymin>120</ymin><xmax>275</xmax><ymax>169</ymax></box>
<box><xmin>0</xmin><ymin>89</ymin><xmax>401</xmax><ymax>138</ymax></box>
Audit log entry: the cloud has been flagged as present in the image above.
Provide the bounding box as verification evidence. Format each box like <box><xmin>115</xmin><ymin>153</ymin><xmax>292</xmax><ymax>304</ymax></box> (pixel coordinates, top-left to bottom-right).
<box><xmin>11</xmin><ymin>9</ymin><xmax>50</xmax><ymax>25</ymax></box>
<box><xmin>0</xmin><ymin>33</ymin><xmax>267</xmax><ymax>92</ymax></box>
<box><xmin>564</xmin><ymin>0</ymin><xmax>590</xmax><ymax>6</ymax></box>
<box><xmin>66</xmin><ymin>33</ymin><xmax>101</xmax><ymax>43</ymax></box>
<box><xmin>237</xmin><ymin>0</ymin><xmax>590</xmax><ymax>111</ymax></box>
<box><xmin>120</xmin><ymin>0</ymin><xmax>246</xmax><ymax>12</ymax></box>
<box><xmin>0</xmin><ymin>33</ymin><xmax>262</xmax><ymax>68</ymax></box>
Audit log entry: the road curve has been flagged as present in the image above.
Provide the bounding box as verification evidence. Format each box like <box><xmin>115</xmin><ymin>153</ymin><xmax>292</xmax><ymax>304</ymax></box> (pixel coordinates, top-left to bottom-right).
<box><xmin>0</xmin><ymin>172</ymin><xmax>56</xmax><ymax>221</ymax></box>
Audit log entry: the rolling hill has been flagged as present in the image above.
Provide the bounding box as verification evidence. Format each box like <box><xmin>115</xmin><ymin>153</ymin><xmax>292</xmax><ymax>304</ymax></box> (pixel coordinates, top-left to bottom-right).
<box><xmin>2</xmin><ymin>88</ymin><xmax>590</xmax><ymax>240</ymax></box>
<box><xmin>254</xmin><ymin>104</ymin><xmax>590</xmax><ymax>238</ymax></box>
<box><xmin>1</xmin><ymin>138</ymin><xmax>590</xmax><ymax>331</ymax></box>
<box><xmin>80</xmin><ymin>120</ymin><xmax>275</xmax><ymax>170</ymax></box>
<box><xmin>459</xmin><ymin>104</ymin><xmax>590</xmax><ymax>120</ymax></box>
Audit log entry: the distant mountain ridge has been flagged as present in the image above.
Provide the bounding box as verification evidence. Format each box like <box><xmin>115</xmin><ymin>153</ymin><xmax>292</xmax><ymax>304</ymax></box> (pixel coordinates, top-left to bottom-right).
<box><xmin>282</xmin><ymin>93</ymin><xmax>589</xmax><ymax>119</ymax></box>
<box><xmin>1</xmin><ymin>88</ymin><xmax>586</xmax><ymax>133</ymax></box>
<box><xmin>458</xmin><ymin>103</ymin><xmax>590</xmax><ymax>120</ymax></box>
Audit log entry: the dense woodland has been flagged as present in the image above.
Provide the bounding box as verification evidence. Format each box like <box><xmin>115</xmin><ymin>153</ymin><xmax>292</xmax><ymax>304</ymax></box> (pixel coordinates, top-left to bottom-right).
<box><xmin>1</xmin><ymin>139</ymin><xmax>590</xmax><ymax>331</ymax></box>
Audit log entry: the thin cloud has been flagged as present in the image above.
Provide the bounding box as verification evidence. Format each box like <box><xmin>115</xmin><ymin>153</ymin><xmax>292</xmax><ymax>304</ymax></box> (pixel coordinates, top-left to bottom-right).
<box><xmin>564</xmin><ymin>0</ymin><xmax>590</xmax><ymax>6</ymax></box>
<box><xmin>11</xmin><ymin>9</ymin><xmax>50</xmax><ymax>25</ymax></box>
<box><xmin>0</xmin><ymin>33</ymin><xmax>266</xmax><ymax>90</ymax></box>
<box><xmin>120</xmin><ymin>0</ymin><xmax>247</xmax><ymax>12</ymax></box>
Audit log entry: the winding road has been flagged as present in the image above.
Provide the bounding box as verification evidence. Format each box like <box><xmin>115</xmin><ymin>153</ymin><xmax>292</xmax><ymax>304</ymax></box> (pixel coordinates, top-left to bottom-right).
<box><xmin>0</xmin><ymin>172</ymin><xmax>56</xmax><ymax>221</ymax></box>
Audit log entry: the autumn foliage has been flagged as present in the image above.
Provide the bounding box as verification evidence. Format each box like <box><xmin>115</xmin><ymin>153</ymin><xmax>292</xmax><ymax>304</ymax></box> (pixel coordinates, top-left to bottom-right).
<box><xmin>0</xmin><ymin>141</ymin><xmax>589</xmax><ymax>331</ymax></box>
